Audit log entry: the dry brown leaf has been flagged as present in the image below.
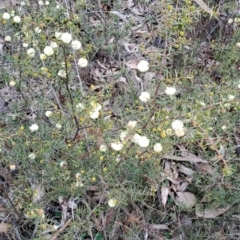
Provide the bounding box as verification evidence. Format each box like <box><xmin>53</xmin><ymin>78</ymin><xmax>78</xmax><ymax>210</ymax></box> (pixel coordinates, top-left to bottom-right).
<box><xmin>179</xmin><ymin>181</ymin><xmax>190</xmax><ymax>192</ymax></box>
<box><xmin>0</xmin><ymin>223</ymin><xmax>12</xmax><ymax>232</ymax></box>
<box><xmin>178</xmin><ymin>164</ymin><xmax>194</xmax><ymax>176</ymax></box>
<box><xmin>161</xmin><ymin>186</ymin><xmax>169</xmax><ymax>207</ymax></box>
<box><xmin>178</xmin><ymin>145</ymin><xmax>208</xmax><ymax>163</ymax></box>
<box><xmin>195</xmin><ymin>204</ymin><xmax>231</xmax><ymax>218</ymax></box>
<box><xmin>164</xmin><ymin>161</ymin><xmax>171</xmax><ymax>173</ymax></box>
<box><xmin>176</xmin><ymin>192</ymin><xmax>197</xmax><ymax>208</ymax></box>
<box><xmin>149</xmin><ymin>224</ymin><xmax>169</xmax><ymax>230</ymax></box>
<box><xmin>195</xmin><ymin>162</ymin><xmax>214</xmax><ymax>174</ymax></box>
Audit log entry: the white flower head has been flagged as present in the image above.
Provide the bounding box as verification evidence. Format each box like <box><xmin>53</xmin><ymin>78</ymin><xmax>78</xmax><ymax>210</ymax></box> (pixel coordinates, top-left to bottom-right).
<box><xmin>238</xmin><ymin>84</ymin><xmax>240</xmax><ymax>89</ymax></box>
<box><xmin>222</xmin><ymin>125</ymin><xmax>227</xmax><ymax>131</ymax></box>
<box><xmin>175</xmin><ymin>128</ymin><xmax>185</xmax><ymax>137</ymax></box>
<box><xmin>120</xmin><ymin>131</ymin><xmax>128</xmax><ymax>141</ymax></box>
<box><xmin>44</xmin><ymin>46</ymin><xmax>54</xmax><ymax>56</ymax></box>
<box><xmin>9</xmin><ymin>81</ymin><xmax>16</xmax><ymax>87</ymax></box>
<box><xmin>153</xmin><ymin>143</ymin><xmax>163</xmax><ymax>153</ymax></box>
<box><xmin>127</xmin><ymin>121</ymin><xmax>137</xmax><ymax>129</ymax></box>
<box><xmin>2</xmin><ymin>12</ymin><xmax>10</xmax><ymax>20</ymax></box>
<box><xmin>29</xmin><ymin>153</ymin><xmax>36</xmax><ymax>160</ymax></box>
<box><xmin>60</xmin><ymin>161</ymin><xmax>67</xmax><ymax>168</ymax></box>
<box><xmin>89</xmin><ymin>110</ymin><xmax>100</xmax><ymax>119</ymax></box>
<box><xmin>61</xmin><ymin>32</ymin><xmax>72</xmax><ymax>43</ymax></box>
<box><xmin>132</xmin><ymin>133</ymin><xmax>141</xmax><ymax>143</ymax></box>
<box><xmin>5</xmin><ymin>36</ymin><xmax>11</xmax><ymax>42</ymax></box>
<box><xmin>50</xmin><ymin>41</ymin><xmax>58</xmax><ymax>49</ymax></box>
<box><xmin>76</xmin><ymin>103</ymin><xmax>85</xmax><ymax>111</ymax></box>
<box><xmin>45</xmin><ymin>111</ymin><xmax>52</xmax><ymax>117</ymax></box>
<box><xmin>58</xmin><ymin>69</ymin><xmax>66</xmax><ymax>78</ymax></box>
<box><xmin>71</xmin><ymin>40</ymin><xmax>82</xmax><ymax>50</ymax></box>
<box><xmin>56</xmin><ymin>123</ymin><xmax>62</xmax><ymax>129</ymax></box>
<box><xmin>111</xmin><ymin>142</ymin><xmax>123</xmax><ymax>151</ymax></box>
<box><xmin>13</xmin><ymin>16</ymin><xmax>21</xmax><ymax>23</ymax></box>
<box><xmin>108</xmin><ymin>198</ymin><xmax>118</xmax><ymax>208</ymax></box>
<box><xmin>55</xmin><ymin>32</ymin><xmax>62</xmax><ymax>39</ymax></box>
<box><xmin>172</xmin><ymin>120</ymin><xmax>184</xmax><ymax>131</ymax></box>
<box><xmin>22</xmin><ymin>42</ymin><xmax>29</xmax><ymax>48</ymax></box>
<box><xmin>27</xmin><ymin>48</ymin><xmax>35</xmax><ymax>58</ymax></box>
<box><xmin>132</xmin><ymin>134</ymin><xmax>149</xmax><ymax>147</ymax></box>
<box><xmin>228</xmin><ymin>18</ymin><xmax>233</xmax><ymax>24</ymax></box>
<box><xmin>165</xmin><ymin>86</ymin><xmax>176</xmax><ymax>96</ymax></box>
<box><xmin>34</xmin><ymin>27</ymin><xmax>41</xmax><ymax>33</ymax></box>
<box><xmin>236</xmin><ymin>43</ymin><xmax>240</xmax><ymax>48</ymax></box>
<box><xmin>40</xmin><ymin>53</ymin><xmax>47</xmax><ymax>60</ymax></box>
<box><xmin>9</xmin><ymin>165</ymin><xmax>16</xmax><ymax>170</ymax></box>
<box><xmin>78</xmin><ymin>58</ymin><xmax>88</xmax><ymax>67</ymax></box>
<box><xmin>45</xmin><ymin>1</ymin><xmax>49</xmax><ymax>5</ymax></box>
<box><xmin>99</xmin><ymin>144</ymin><xmax>107</xmax><ymax>152</ymax></box>
<box><xmin>29</xmin><ymin>124</ymin><xmax>39</xmax><ymax>132</ymax></box>
<box><xmin>38</xmin><ymin>1</ymin><xmax>44</xmax><ymax>6</ymax></box>
<box><xmin>137</xmin><ymin>136</ymin><xmax>150</xmax><ymax>148</ymax></box>
<box><xmin>137</xmin><ymin>60</ymin><xmax>149</xmax><ymax>72</ymax></box>
<box><xmin>228</xmin><ymin>94</ymin><xmax>235</xmax><ymax>101</ymax></box>
<box><xmin>139</xmin><ymin>92</ymin><xmax>150</xmax><ymax>103</ymax></box>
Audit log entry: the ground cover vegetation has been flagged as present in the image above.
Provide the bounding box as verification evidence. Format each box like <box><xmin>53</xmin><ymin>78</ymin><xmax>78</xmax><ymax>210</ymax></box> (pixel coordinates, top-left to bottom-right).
<box><xmin>0</xmin><ymin>0</ymin><xmax>240</xmax><ymax>239</ymax></box>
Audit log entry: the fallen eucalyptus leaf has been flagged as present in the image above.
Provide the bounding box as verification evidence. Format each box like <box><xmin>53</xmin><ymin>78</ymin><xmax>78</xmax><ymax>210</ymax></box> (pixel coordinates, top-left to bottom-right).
<box><xmin>195</xmin><ymin>204</ymin><xmax>231</xmax><ymax>218</ymax></box>
<box><xmin>176</xmin><ymin>192</ymin><xmax>197</xmax><ymax>208</ymax></box>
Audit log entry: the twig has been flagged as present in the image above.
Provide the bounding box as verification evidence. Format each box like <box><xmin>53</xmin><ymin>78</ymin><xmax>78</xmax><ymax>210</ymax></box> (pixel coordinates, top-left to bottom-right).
<box><xmin>50</xmin><ymin>219</ymin><xmax>72</xmax><ymax>240</ymax></box>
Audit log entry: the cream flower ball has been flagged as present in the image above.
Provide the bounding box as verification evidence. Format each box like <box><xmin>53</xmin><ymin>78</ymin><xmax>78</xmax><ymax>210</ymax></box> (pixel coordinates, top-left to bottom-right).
<box><xmin>27</xmin><ymin>48</ymin><xmax>35</xmax><ymax>58</ymax></box>
<box><xmin>137</xmin><ymin>136</ymin><xmax>150</xmax><ymax>148</ymax></box>
<box><xmin>89</xmin><ymin>110</ymin><xmax>100</xmax><ymax>119</ymax></box>
<box><xmin>111</xmin><ymin>142</ymin><xmax>123</xmax><ymax>151</ymax></box>
<box><xmin>2</xmin><ymin>12</ymin><xmax>10</xmax><ymax>20</ymax></box>
<box><xmin>9</xmin><ymin>81</ymin><xmax>16</xmax><ymax>87</ymax></box>
<box><xmin>29</xmin><ymin>124</ymin><xmax>39</xmax><ymax>132</ymax></box>
<box><xmin>165</xmin><ymin>86</ymin><xmax>176</xmax><ymax>96</ymax></box>
<box><xmin>29</xmin><ymin>153</ymin><xmax>36</xmax><ymax>160</ymax></box>
<box><xmin>44</xmin><ymin>46</ymin><xmax>54</xmax><ymax>56</ymax></box>
<box><xmin>78</xmin><ymin>58</ymin><xmax>88</xmax><ymax>67</ymax></box>
<box><xmin>45</xmin><ymin>111</ymin><xmax>52</xmax><ymax>117</ymax></box>
<box><xmin>153</xmin><ymin>143</ymin><xmax>163</xmax><ymax>153</ymax></box>
<box><xmin>127</xmin><ymin>121</ymin><xmax>137</xmax><ymax>128</ymax></box>
<box><xmin>35</xmin><ymin>27</ymin><xmax>41</xmax><ymax>33</ymax></box>
<box><xmin>55</xmin><ymin>32</ymin><xmax>62</xmax><ymax>39</ymax></box>
<box><xmin>40</xmin><ymin>54</ymin><xmax>47</xmax><ymax>60</ymax></box>
<box><xmin>50</xmin><ymin>41</ymin><xmax>58</xmax><ymax>49</ymax></box>
<box><xmin>13</xmin><ymin>16</ymin><xmax>21</xmax><ymax>23</ymax></box>
<box><xmin>71</xmin><ymin>40</ymin><xmax>82</xmax><ymax>50</ymax></box>
<box><xmin>139</xmin><ymin>92</ymin><xmax>150</xmax><ymax>103</ymax></box>
<box><xmin>132</xmin><ymin>134</ymin><xmax>150</xmax><ymax>147</ymax></box>
<box><xmin>172</xmin><ymin>120</ymin><xmax>184</xmax><ymax>131</ymax></box>
<box><xmin>99</xmin><ymin>144</ymin><xmax>107</xmax><ymax>152</ymax></box>
<box><xmin>58</xmin><ymin>69</ymin><xmax>66</xmax><ymax>78</ymax></box>
<box><xmin>175</xmin><ymin>128</ymin><xmax>185</xmax><ymax>137</ymax></box>
<box><xmin>5</xmin><ymin>36</ymin><xmax>11</xmax><ymax>42</ymax></box>
<box><xmin>56</xmin><ymin>123</ymin><xmax>62</xmax><ymax>129</ymax></box>
<box><xmin>108</xmin><ymin>198</ymin><xmax>118</xmax><ymax>207</ymax></box>
<box><xmin>137</xmin><ymin>60</ymin><xmax>149</xmax><ymax>72</ymax></box>
<box><xmin>61</xmin><ymin>32</ymin><xmax>72</xmax><ymax>43</ymax></box>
